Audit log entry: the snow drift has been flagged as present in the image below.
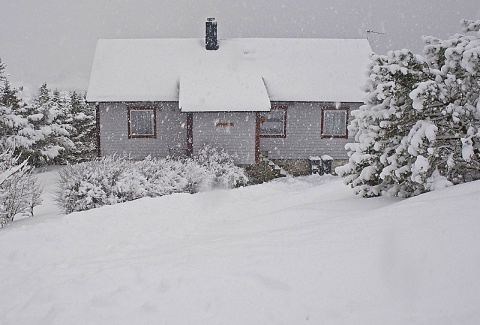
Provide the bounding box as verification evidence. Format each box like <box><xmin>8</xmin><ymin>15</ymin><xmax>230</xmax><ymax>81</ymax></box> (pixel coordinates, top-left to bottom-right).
<box><xmin>0</xmin><ymin>172</ymin><xmax>479</xmax><ymax>324</ymax></box>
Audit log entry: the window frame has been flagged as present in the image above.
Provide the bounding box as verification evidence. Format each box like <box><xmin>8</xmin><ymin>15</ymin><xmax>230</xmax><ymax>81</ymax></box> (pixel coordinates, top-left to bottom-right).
<box><xmin>127</xmin><ymin>106</ymin><xmax>157</xmax><ymax>139</ymax></box>
<box><xmin>259</xmin><ymin>105</ymin><xmax>287</xmax><ymax>138</ymax></box>
<box><xmin>321</xmin><ymin>106</ymin><xmax>349</xmax><ymax>139</ymax></box>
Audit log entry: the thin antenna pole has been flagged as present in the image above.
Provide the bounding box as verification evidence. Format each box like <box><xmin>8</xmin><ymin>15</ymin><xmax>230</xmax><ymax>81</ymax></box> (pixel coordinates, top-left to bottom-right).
<box><xmin>366</xmin><ymin>30</ymin><xmax>385</xmax><ymax>41</ymax></box>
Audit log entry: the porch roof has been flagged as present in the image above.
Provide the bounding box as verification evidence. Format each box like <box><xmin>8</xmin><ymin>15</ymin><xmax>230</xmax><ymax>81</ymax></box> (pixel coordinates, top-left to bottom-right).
<box><xmin>179</xmin><ymin>70</ymin><xmax>270</xmax><ymax>112</ymax></box>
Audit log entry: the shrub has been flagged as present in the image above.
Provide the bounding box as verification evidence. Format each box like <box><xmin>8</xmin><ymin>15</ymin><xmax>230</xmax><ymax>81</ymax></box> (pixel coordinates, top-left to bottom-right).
<box><xmin>195</xmin><ymin>145</ymin><xmax>248</xmax><ymax>189</ymax></box>
<box><xmin>0</xmin><ymin>148</ymin><xmax>42</xmax><ymax>228</ymax></box>
<box><xmin>134</xmin><ymin>156</ymin><xmax>208</xmax><ymax>195</ymax></box>
<box><xmin>56</xmin><ymin>156</ymin><xmax>144</xmax><ymax>213</ymax></box>
<box><xmin>56</xmin><ymin>147</ymin><xmax>248</xmax><ymax>213</ymax></box>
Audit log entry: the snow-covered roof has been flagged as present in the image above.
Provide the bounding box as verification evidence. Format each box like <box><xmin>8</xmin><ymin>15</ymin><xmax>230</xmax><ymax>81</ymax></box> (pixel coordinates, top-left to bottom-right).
<box><xmin>179</xmin><ymin>69</ymin><xmax>270</xmax><ymax>112</ymax></box>
<box><xmin>87</xmin><ymin>38</ymin><xmax>372</xmax><ymax>109</ymax></box>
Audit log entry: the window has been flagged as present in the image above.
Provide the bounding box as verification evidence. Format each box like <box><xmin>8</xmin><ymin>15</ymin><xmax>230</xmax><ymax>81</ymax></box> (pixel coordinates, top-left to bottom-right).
<box><xmin>128</xmin><ymin>107</ymin><xmax>156</xmax><ymax>138</ymax></box>
<box><xmin>259</xmin><ymin>106</ymin><xmax>287</xmax><ymax>138</ymax></box>
<box><xmin>321</xmin><ymin>107</ymin><xmax>348</xmax><ymax>138</ymax></box>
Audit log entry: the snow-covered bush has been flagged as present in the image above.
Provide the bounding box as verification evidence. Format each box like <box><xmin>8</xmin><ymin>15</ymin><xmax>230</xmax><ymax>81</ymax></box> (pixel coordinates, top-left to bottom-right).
<box><xmin>337</xmin><ymin>19</ymin><xmax>480</xmax><ymax>197</ymax></box>
<box><xmin>56</xmin><ymin>148</ymin><xmax>248</xmax><ymax>213</ymax></box>
<box><xmin>56</xmin><ymin>156</ymin><xmax>142</xmax><ymax>213</ymax></box>
<box><xmin>0</xmin><ymin>148</ymin><xmax>42</xmax><ymax>228</ymax></box>
<box><xmin>195</xmin><ymin>145</ymin><xmax>248</xmax><ymax>189</ymax></box>
<box><xmin>134</xmin><ymin>156</ymin><xmax>208</xmax><ymax>195</ymax></box>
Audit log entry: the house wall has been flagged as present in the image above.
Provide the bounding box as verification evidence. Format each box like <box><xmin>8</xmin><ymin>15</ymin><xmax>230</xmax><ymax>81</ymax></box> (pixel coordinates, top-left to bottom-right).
<box><xmin>98</xmin><ymin>101</ymin><xmax>359</xmax><ymax>166</ymax></box>
<box><xmin>192</xmin><ymin>112</ymin><xmax>257</xmax><ymax>165</ymax></box>
<box><xmin>260</xmin><ymin>102</ymin><xmax>361</xmax><ymax>160</ymax></box>
<box><xmin>99</xmin><ymin>102</ymin><xmax>186</xmax><ymax>159</ymax></box>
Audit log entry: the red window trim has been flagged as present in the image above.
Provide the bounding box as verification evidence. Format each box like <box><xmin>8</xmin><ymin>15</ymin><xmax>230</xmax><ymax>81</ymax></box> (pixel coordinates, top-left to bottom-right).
<box><xmin>255</xmin><ymin>112</ymin><xmax>260</xmax><ymax>164</ymax></box>
<box><xmin>259</xmin><ymin>105</ymin><xmax>287</xmax><ymax>138</ymax></box>
<box><xmin>95</xmin><ymin>103</ymin><xmax>101</xmax><ymax>157</ymax></box>
<box><xmin>186</xmin><ymin>112</ymin><xmax>193</xmax><ymax>157</ymax></box>
<box><xmin>127</xmin><ymin>106</ymin><xmax>157</xmax><ymax>139</ymax></box>
<box><xmin>321</xmin><ymin>106</ymin><xmax>349</xmax><ymax>139</ymax></box>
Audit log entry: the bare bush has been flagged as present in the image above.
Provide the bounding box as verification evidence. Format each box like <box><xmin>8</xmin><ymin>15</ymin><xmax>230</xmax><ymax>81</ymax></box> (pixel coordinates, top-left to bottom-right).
<box><xmin>0</xmin><ymin>148</ymin><xmax>42</xmax><ymax>228</ymax></box>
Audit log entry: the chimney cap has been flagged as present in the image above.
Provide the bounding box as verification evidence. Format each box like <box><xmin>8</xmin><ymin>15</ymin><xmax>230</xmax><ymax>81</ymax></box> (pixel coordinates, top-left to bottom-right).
<box><xmin>206</xmin><ymin>17</ymin><xmax>216</xmax><ymax>22</ymax></box>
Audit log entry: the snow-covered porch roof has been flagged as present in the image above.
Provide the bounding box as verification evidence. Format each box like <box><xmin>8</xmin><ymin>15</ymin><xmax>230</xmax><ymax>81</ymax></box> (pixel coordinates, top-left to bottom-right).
<box><xmin>86</xmin><ymin>38</ymin><xmax>372</xmax><ymax>108</ymax></box>
<box><xmin>179</xmin><ymin>70</ymin><xmax>270</xmax><ymax>112</ymax></box>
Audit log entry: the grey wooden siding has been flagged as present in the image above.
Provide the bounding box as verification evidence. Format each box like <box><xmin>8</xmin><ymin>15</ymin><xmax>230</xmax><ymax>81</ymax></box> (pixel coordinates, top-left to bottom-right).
<box><xmin>192</xmin><ymin>112</ymin><xmax>256</xmax><ymax>165</ymax></box>
<box><xmin>99</xmin><ymin>102</ymin><xmax>186</xmax><ymax>159</ymax></box>
<box><xmin>260</xmin><ymin>102</ymin><xmax>361</xmax><ymax>160</ymax></box>
<box><xmin>99</xmin><ymin>101</ymin><xmax>359</xmax><ymax>163</ymax></box>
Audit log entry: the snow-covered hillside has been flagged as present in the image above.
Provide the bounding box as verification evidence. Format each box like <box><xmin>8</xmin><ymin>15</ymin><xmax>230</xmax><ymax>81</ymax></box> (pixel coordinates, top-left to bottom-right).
<box><xmin>1</xmin><ymin>171</ymin><xmax>479</xmax><ymax>324</ymax></box>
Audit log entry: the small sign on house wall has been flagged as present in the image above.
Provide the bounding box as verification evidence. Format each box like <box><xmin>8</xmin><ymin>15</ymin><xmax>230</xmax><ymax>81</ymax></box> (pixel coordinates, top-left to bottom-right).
<box><xmin>216</xmin><ymin>122</ymin><xmax>235</xmax><ymax>127</ymax></box>
<box><xmin>214</xmin><ymin>119</ymin><xmax>234</xmax><ymax>134</ymax></box>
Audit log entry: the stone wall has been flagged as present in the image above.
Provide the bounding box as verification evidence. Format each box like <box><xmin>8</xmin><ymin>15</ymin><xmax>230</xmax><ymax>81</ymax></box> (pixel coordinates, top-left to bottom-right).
<box><xmin>271</xmin><ymin>159</ymin><xmax>348</xmax><ymax>176</ymax></box>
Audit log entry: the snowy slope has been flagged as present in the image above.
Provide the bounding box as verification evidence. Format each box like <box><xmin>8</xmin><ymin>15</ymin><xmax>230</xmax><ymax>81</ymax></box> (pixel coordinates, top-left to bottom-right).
<box><xmin>1</xmin><ymin>172</ymin><xmax>479</xmax><ymax>324</ymax></box>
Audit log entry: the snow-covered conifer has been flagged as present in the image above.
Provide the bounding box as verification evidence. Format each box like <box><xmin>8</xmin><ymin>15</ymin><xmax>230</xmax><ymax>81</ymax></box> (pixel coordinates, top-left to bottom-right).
<box><xmin>0</xmin><ymin>61</ymin><xmax>32</xmax><ymax>152</ymax></box>
<box><xmin>63</xmin><ymin>91</ymin><xmax>96</xmax><ymax>163</ymax></box>
<box><xmin>418</xmin><ymin>19</ymin><xmax>480</xmax><ymax>183</ymax></box>
<box><xmin>338</xmin><ymin>19</ymin><xmax>480</xmax><ymax>197</ymax></box>
<box><xmin>337</xmin><ymin>50</ymin><xmax>434</xmax><ymax>197</ymax></box>
<box><xmin>21</xmin><ymin>84</ymin><xmax>74</xmax><ymax>166</ymax></box>
<box><xmin>0</xmin><ymin>58</ymin><xmax>6</xmax><ymax>86</ymax></box>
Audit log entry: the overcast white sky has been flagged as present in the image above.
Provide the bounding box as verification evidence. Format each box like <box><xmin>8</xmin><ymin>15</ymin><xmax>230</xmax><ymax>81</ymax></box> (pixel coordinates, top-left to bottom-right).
<box><xmin>1</xmin><ymin>0</ymin><xmax>479</xmax><ymax>94</ymax></box>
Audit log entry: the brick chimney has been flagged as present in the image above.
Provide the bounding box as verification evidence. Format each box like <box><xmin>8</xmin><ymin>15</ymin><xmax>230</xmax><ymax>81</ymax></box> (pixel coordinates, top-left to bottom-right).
<box><xmin>205</xmin><ymin>18</ymin><xmax>219</xmax><ymax>50</ymax></box>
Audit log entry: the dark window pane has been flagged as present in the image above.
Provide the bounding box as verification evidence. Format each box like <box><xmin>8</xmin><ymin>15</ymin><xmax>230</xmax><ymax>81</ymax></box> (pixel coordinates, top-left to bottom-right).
<box><xmin>323</xmin><ymin>110</ymin><xmax>346</xmax><ymax>136</ymax></box>
<box><xmin>130</xmin><ymin>109</ymin><xmax>154</xmax><ymax>135</ymax></box>
<box><xmin>260</xmin><ymin>109</ymin><xmax>285</xmax><ymax>136</ymax></box>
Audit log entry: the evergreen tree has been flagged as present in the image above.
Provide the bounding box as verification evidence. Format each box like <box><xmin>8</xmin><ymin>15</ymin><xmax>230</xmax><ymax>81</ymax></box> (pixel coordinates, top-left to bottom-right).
<box><xmin>337</xmin><ymin>50</ymin><xmax>435</xmax><ymax>197</ymax></box>
<box><xmin>63</xmin><ymin>91</ymin><xmax>96</xmax><ymax>163</ymax></box>
<box><xmin>0</xmin><ymin>59</ymin><xmax>97</xmax><ymax>167</ymax></box>
<box><xmin>49</xmin><ymin>88</ymin><xmax>74</xmax><ymax>164</ymax></box>
<box><xmin>338</xmin><ymin>19</ymin><xmax>480</xmax><ymax>197</ymax></box>
<box><xmin>0</xmin><ymin>58</ymin><xmax>6</xmax><ymax>86</ymax></box>
<box><xmin>21</xmin><ymin>84</ymin><xmax>73</xmax><ymax>166</ymax></box>
<box><xmin>415</xmin><ymin>19</ymin><xmax>480</xmax><ymax>183</ymax></box>
<box><xmin>1</xmin><ymin>80</ymin><xmax>22</xmax><ymax>109</ymax></box>
<box><xmin>0</xmin><ymin>59</ymin><xmax>31</xmax><ymax>151</ymax></box>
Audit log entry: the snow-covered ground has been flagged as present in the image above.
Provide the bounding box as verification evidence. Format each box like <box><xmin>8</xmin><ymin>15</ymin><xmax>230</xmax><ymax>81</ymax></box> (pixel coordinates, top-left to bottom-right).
<box><xmin>1</xmin><ymin>170</ymin><xmax>479</xmax><ymax>324</ymax></box>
